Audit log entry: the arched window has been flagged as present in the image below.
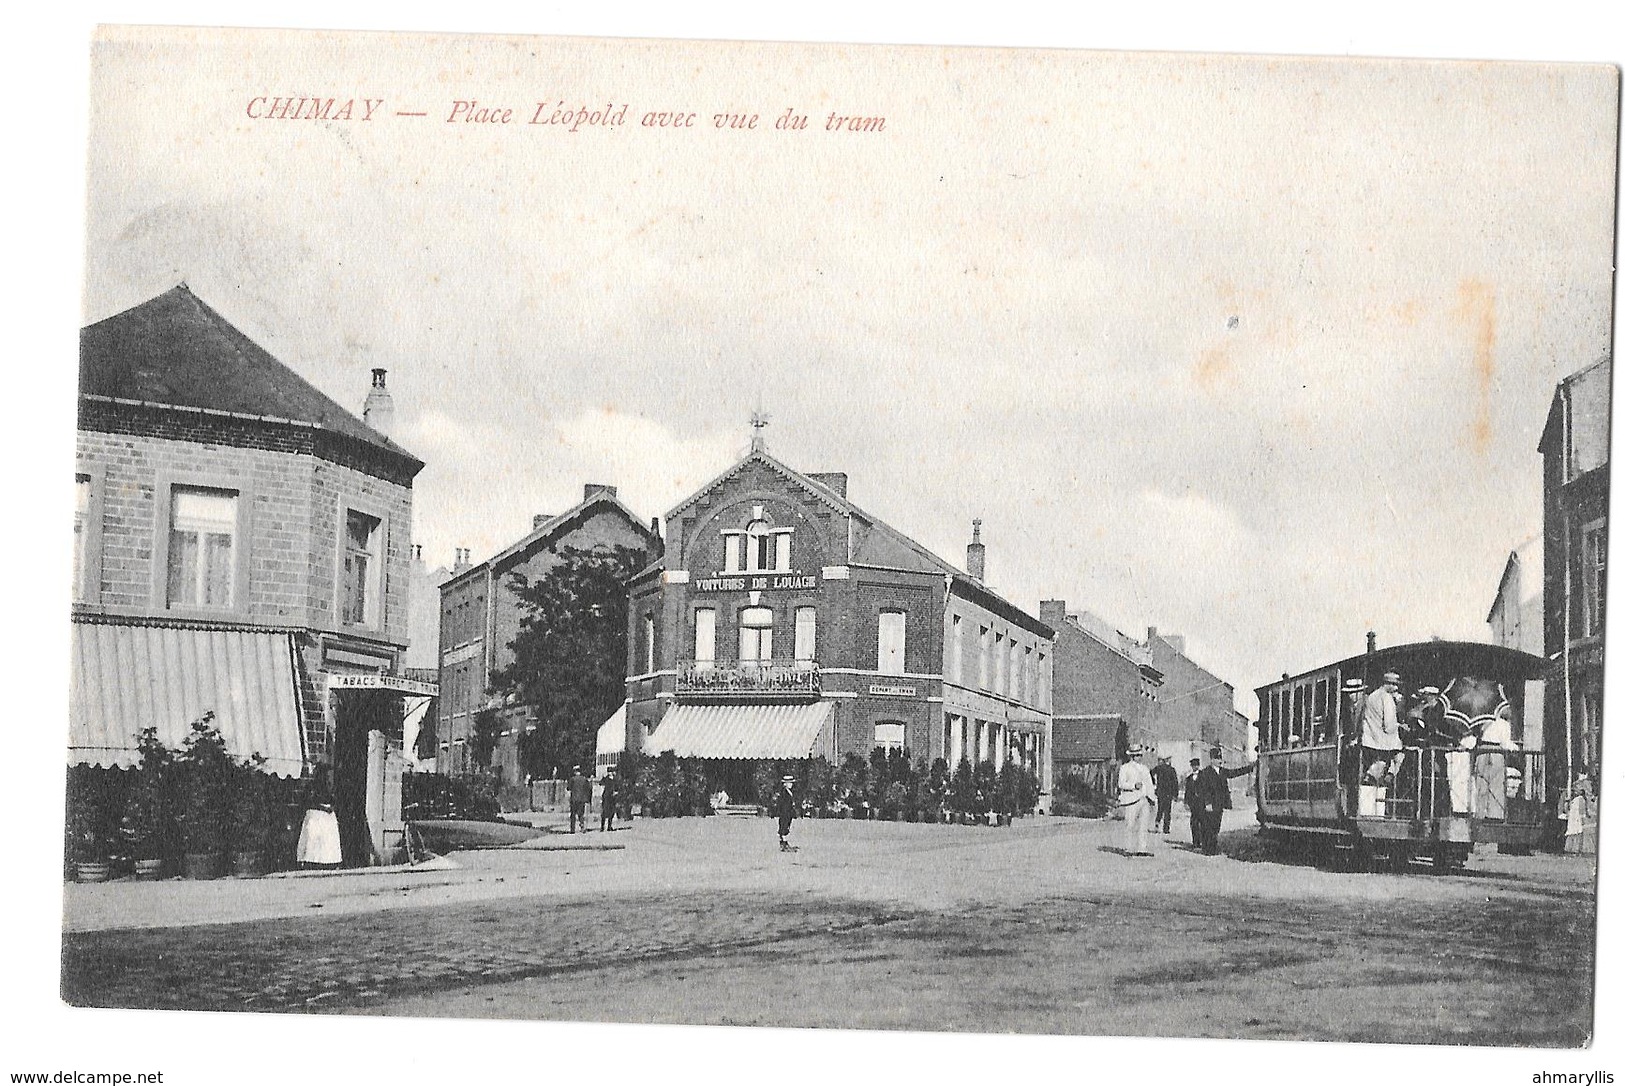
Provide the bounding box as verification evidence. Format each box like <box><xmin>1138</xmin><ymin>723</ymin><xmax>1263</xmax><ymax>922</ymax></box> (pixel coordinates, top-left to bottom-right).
<box><xmin>874</xmin><ymin>721</ymin><xmax>906</xmax><ymax>751</ymax></box>
<box><xmin>739</xmin><ymin>606</ymin><xmax>774</xmax><ymax>663</ymax></box>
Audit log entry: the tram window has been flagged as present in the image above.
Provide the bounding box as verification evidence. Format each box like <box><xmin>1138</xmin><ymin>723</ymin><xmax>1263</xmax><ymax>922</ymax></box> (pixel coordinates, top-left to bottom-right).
<box><xmin>1272</xmin><ymin>689</ymin><xmax>1284</xmax><ymax>748</ymax></box>
<box><xmin>1293</xmin><ymin>686</ymin><xmax>1306</xmax><ymax>741</ymax></box>
<box><xmin>1314</xmin><ymin>679</ymin><xmax>1329</xmax><ymax>721</ymax></box>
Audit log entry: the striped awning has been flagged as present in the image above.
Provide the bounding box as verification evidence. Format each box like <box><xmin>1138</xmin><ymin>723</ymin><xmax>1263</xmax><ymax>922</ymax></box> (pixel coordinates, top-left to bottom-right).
<box><xmin>596</xmin><ymin>702</ymin><xmax>628</xmax><ymax>756</ymax></box>
<box><xmin>69</xmin><ymin>622</ymin><xmax>305</xmax><ymax>776</ymax></box>
<box><xmin>646</xmin><ymin>701</ymin><xmax>833</xmax><ymax>760</ymax></box>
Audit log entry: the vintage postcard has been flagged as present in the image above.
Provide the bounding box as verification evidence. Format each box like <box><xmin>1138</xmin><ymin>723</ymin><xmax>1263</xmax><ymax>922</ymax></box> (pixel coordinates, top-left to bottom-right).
<box><xmin>29</xmin><ymin>15</ymin><xmax>1624</xmax><ymax>1085</ymax></box>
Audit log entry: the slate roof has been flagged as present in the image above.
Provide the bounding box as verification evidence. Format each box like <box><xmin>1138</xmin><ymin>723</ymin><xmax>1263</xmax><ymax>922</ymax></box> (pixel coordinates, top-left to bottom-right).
<box><xmin>79</xmin><ymin>284</ymin><xmax>421</xmax><ymax>469</ymax></box>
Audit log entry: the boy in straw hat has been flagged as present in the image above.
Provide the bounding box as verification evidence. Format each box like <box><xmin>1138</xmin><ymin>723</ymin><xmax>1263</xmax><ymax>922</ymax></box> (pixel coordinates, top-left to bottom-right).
<box><xmin>1117</xmin><ymin>744</ymin><xmax>1155</xmax><ymax>856</ymax></box>
<box><xmin>771</xmin><ymin>772</ymin><xmax>800</xmax><ymax>852</ymax></box>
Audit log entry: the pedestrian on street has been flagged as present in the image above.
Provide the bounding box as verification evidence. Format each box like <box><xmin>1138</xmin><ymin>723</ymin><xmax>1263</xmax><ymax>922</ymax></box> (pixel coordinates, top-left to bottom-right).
<box><xmin>1150</xmin><ymin>755</ymin><xmax>1180</xmax><ymax>834</ymax></box>
<box><xmin>599</xmin><ymin>767</ymin><xmax>619</xmax><ymax>832</ymax></box>
<box><xmin>1117</xmin><ymin>744</ymin><xmax>1155</xmax><ymax>856</ymax></box>
<box><xmin>295</xmin><ymin>772</ymin><xmax>342</xmax><ymax>869</ymax></box>
<box><xmin>772</xmin><ymin>774</ymin><xmax>799</xmax><ymax>852</ymax></box>
<box><xmin>1189</xmin><ymin>746</ymin><xmax>1255</xmax><ymax>855</ymax></box>
<box><xmin>1182</xmin><ymin>758</ymin><xmax>1202</xmax><ymax>846</ymax></box>
<box><xmin>568</xmin><ymin>764</ymin><xmax>592</xmax><ymax>833</ymax></box>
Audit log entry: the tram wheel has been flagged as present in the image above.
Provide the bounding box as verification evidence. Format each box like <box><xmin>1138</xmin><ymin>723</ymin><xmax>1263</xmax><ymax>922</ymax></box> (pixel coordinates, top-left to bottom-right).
<box><xmin>1431</xmin><ymin>843</ymin><xmax>1467</xmax><ymax>874</ymax></box>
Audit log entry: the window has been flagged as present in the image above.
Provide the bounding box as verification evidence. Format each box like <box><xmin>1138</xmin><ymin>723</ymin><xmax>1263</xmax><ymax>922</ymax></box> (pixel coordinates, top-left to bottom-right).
<box><xmin>1023</xmin><ymin>644</ymin><xmax>1034</xmax><ymax>704</ymax></box>
<box><xmin>739</xmin><ymin>606</ymin><xmax>774</xmax><ymax>662</ymax></box>
<box><xmin>994</xmin><ymin>632</ymin><xmax>1006</xmax><ymax>694</ymax></box>
<box><xmin>775</xmin><ymin>532</ymin><xmax>792</xmax><ymax>573</ymax></box>
<box><xmin>1037</xmin><ymin>652</ymin><xmax>1048</xmax><ymax>709</ymax></box>
<box><xmin>1009</xmin><ymin>639</ymin><xmax>1020</xmax><ymax>699</ymax></box>
<box><xmin>73</xmin><ymin>474</ymin><xmax>90</xmax><ymax>602</ymax></box>
<box><xmin>341</xmin><ymin>509</ymin><xmax>382</xmax><ymax>626</ymax></box>
<box><xmin>979</xmin><ymin>626</ymin><xmax>991</xmax><ymax>689</ymax></box>
<box><xmin>167</xmin><ymin>486</ymin><xmax>236</xmax><ymax>609</ymax></box>
<box><xmin>878</xmin><ymin>610</ymin><xmax>907</xmax><ymax>675</ymax></box>
<box><xmin>643</xmin><ymin>611</ymin><xmax>656</xmax><ymax>672</ymax></box>
<box><xmin>723</xmin><ymin>534</ymin><xmax>743</xmax><ymax>574</ymax></box>
<box><xmin>1583</xmin><ymin>520</ymin><xmax>1607</xmax><ymax>638</ymax></box>
<box><xmin>874</xmin><ymin>721</ymin><xmax>906</xmax><ymax>752</ymax></box>
<box><xmin>794</xmin><ymin>606</ymin><xmax>817</xmax><ymax>666</ymax></box>
<box><xmin>694</xmin><ymin>608</ymin><xmax>716</xmax><ymax>668</ymax></box>
<box><xmin>951</xmin><ymin>615</ymin><xmax>964</xmax><ymax>683</ymax></box>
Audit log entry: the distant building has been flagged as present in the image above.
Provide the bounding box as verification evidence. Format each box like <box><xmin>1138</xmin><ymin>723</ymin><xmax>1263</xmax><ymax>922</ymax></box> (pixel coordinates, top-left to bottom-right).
<box><xmin>1539</xmin><ymin>357</ymin><xmax>1610</xmax><ymax>792</ymax></box>
<box><xmin>619</xmin><ymin>446</ymin><xmax>1054</xmax><ymax>801</ymax></box>
<box><xmin>1042</xmin><ymin>600</ymin><xmax>1247</xmax><ymax>787</ymax></box>
<box><xmin>403</xmin><ymin>546</ymin><xmax>452</xmax><ymax>764</ymax></box>
<box><xmin>73</xmin><ymin>285</ymin><xmax>431</xmax><ymax>865</ymax></box>
<box><xmin>436</xmin><ymin>485</ymin><xmax>661</xmax><ymax>781</ymax></box>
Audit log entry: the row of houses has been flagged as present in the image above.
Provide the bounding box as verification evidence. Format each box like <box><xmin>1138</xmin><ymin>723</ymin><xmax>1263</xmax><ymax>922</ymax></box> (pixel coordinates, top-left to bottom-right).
<box><xmin>429</xmin><ymin>437</ymin><xmax>1249</xmax><ymax>799</ymax></box>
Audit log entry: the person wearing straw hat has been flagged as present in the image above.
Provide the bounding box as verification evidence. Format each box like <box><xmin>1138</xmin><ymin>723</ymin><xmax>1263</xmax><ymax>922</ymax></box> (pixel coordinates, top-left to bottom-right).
<box><xmin>1117</xmin><ymin>744</ymin><xmax>1155</xmax><ymax>856</ymax></box>
<box><xmin>1360</xmin><ymin>671</ymin><xmax>1404</xmax><ymax>784</ymax></box>
<box><xmin>771</xmin><ymin>773</ymin><xmax>800</xmax><ymax>852</ymax></box>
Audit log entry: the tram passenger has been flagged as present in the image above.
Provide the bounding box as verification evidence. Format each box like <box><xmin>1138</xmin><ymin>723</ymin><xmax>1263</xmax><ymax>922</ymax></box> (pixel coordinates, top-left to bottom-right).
<box><xmin>1360</xmin><ymin>671</ymin><xmax>1404</xmax><ymax>785</ymax></box>
<box><xmin>1339</xmin><ymin>678</ymin><xmax>1367</xmax><ymax>814</ymax></box>
<box><xmin>1407</xmin><ymin>686</ymin><xmax>1451</xmax><ymax>816</ymax></box>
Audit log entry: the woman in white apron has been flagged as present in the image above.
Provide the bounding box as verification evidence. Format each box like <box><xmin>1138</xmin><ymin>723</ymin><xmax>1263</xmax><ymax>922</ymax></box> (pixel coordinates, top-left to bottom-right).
<box><xmin>296</xmin><ymin>776</ymin><xmax>343</xmax><ymax>868</ymax></box>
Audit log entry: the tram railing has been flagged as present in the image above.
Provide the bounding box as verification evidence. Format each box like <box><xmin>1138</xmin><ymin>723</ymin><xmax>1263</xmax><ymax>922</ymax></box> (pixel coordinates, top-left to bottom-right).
<box><xmin>1359</xmin><ymin>746</ymin><xmax>1546</xmax><ymax>825</ymax></box>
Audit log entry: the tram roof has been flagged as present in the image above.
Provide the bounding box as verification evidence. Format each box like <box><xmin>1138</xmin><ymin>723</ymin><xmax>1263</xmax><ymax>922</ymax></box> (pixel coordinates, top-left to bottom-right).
<box><xmin>1256</xmin><ymin>640</ymin><xmax>1546</xmax><ymax>696</ymax></box>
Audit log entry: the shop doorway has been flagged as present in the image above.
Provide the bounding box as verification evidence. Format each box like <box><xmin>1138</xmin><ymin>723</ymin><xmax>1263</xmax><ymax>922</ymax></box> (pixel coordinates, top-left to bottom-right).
<box><xmin>329</xmin><ymin>688</ymin><xmax>401</xmax><ymax>866</ymax></box>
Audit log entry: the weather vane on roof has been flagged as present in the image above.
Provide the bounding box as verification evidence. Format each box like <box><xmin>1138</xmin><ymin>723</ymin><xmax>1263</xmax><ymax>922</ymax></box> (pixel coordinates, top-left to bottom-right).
<box><xmin>749</xmin><ymin>408</ymin><xmax>771</xmax><ymax>452</ymax></box>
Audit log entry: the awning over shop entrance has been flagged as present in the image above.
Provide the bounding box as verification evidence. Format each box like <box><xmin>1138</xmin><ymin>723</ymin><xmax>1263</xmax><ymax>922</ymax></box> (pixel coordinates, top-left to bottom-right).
<box><xmin>596</xmin><ymin>702</ymin><xmax>628</xmax><ymax>757</ymax></box>
<box><xmin>645</xmin><ymin>701</ymin><xmax>834</xmax><ymax>760</ymax></box>
<box><xmin>69</xmin><ymin>622</ymin><xmax>305</xmax><ymax>776</ymax></box>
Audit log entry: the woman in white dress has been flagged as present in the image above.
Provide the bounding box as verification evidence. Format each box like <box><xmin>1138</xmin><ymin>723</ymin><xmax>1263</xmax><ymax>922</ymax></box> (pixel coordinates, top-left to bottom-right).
<box><xmin>296</xmin><ymin>777</ymin><xmax>343</xmax><ymax>868</ymax></box>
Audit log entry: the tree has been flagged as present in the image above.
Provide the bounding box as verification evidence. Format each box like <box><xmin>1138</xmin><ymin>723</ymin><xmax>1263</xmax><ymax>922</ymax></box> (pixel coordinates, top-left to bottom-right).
<box><xmin>491</xmin><ymin>544</ymin><xmax>647</xmax><ymax>780</ymax></box>
<box><xmin>471</xmin><ymin>707</ymin><xmax>501</xmax><ymax>770</ymax></box>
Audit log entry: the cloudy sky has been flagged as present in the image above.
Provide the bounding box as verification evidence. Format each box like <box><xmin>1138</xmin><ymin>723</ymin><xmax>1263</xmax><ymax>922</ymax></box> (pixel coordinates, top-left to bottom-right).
<box><xmin>81</xmin><ymin>29</ymin><xmax>1617</xmax><ymax>714</ymax></box>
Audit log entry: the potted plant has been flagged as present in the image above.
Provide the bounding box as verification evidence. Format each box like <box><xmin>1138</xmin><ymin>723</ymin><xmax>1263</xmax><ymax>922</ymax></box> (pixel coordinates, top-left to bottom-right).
<box><xmin>179</xmin><ymin>714</ymin><xmax>231</xmax><ymax>879</ymax></box>
<box><xmin>66</xmin><ymin>767</ymin><xmax>113</xmax><ymax>882</ymax></box>
<box><xmin>230</xmin><ymin>756</ymin><xmax>271</xmax><ymax>876</ymax></box>
<box><xmin>121</xmin><ymin>726</ymin><xmax>174</xmax><ymax>879</ymax></box>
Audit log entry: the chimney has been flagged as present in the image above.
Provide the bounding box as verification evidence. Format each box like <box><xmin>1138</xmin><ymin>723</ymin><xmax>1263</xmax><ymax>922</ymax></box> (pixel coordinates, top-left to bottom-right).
<box><xmin>1039</xmin><ymin>600</ymin><xmax>1067</xmax><ymax>628</ymax></box>
<box><xmin>1366</xmin><ymin>630</ymin><xmax>1377</xmax><ymax>654</ymax></box>
<box><xmin>807</xmin><ymin>472</ymin><xmax>848</xmax><ymax>500</ymax></box>
<box><xmin>1148</xmin><ymin>626</ymin><xmax>1158</xmax><ymax>643</ymax></box>
<box><xmin>966</xmin><ymin>519</ymin><xmax>986</xmax><ymax>581</ymax></box>
<box><xmin>362</xmin><ymin>368</ymin><xmax>395</xmax><ymax>438</ymax></box>
<box><xmin>584</xmin><ymin>483</ymin><xmax>618</xmax><ymax>501</ymax></box>
<box><xmin>453</xmin><ymin>547</ymin><xmax>472</xmax><ymax>572</ymax></box>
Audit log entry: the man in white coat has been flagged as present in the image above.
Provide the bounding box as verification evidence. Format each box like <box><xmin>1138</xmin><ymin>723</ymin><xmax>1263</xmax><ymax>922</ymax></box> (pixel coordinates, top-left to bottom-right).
<box><xmin>1117</xmin><ymin>743</ymin><xmax>1155</xmax><ymax>856</ymax></box>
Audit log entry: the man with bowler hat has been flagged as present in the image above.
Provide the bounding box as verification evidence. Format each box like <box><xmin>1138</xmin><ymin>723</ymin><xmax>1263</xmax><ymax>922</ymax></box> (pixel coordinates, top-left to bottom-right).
<box><xmin>599</xmin><ymin>767</ymin><xmax>620</xmax><ymax>831</ymax></box>
<box><xmin>1182</xmin><ymin>757</ymin><xmax>1203</xmax><ymax>845</ymax></box>
<box><xmin>1189</xmin><ymin>746</ymin><xmax>1254</xmax><ymax>855</ymax></box>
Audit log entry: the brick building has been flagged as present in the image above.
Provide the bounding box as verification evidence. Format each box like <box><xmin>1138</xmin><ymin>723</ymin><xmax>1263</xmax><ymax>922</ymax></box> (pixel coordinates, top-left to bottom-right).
<box><xmin>1042</xmin><ymin>601</ymin><xmax>1247</xmax><ymax>775</ymax></box>
<box><xmin>436</xmin><ymin>485</ymin><xmax>661</xmax><ymax>781</ymax></box>
<box><xmin>617</xmin><ymin>445</ymin><xmax>1054</xmax><ymax>801</ymax></box>
<box><xmin>1539</xmin><ymin>357</ymin><xmax>1610</xmax><ymax>794</ymax></box>
<box><xmin>72</xmin><ymin>284</ymin><xmax>430</xmax><ymax>865</ymax></box>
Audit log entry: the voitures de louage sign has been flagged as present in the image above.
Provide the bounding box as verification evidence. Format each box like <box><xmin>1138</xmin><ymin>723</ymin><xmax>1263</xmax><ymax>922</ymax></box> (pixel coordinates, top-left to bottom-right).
<box><xmin>692</xmin><ymin>573</ymin><xmax>820</xmax><ymax>592</ymax></box>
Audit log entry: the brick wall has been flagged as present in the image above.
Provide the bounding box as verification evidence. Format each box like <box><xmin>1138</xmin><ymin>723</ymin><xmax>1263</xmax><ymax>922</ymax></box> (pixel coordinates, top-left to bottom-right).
<box><xmin>76</xmin><ymin>423</ymin><xmax>413</xmax><ymax>645</ymax></box>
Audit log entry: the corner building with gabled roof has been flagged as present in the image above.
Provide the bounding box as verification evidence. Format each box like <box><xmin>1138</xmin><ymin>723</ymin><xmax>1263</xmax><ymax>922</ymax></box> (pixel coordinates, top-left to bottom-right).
<box><xmin>619</xmin><ymin>448</ymin><xmax>1054</xmax><ymax>802</ymax></box>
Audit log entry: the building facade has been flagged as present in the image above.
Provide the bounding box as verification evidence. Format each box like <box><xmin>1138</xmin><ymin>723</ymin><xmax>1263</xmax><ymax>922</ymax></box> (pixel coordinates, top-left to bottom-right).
<box><xmin>619</xmin><ymin>448</ymin><xmax>1054</xmax><ymax>800</ymax></box>
<box><xmin>1042</xmin><ymin>600</ymin><xmax>1247</xmax><ymax>774</ymax></box>
<box><xmin>72</xmin><ymin>285</ymin><xmax>430</xmax><ymax>865</ymax></box>
<box><xmin>1540</xmin><ymin>357</ymin><xmax>1610</xmax><ymax>793</ymax></box>
<box><xmin>436</xmin><ymin>485</ymin><xmax>661</xmax><ymax>781</ymax></box>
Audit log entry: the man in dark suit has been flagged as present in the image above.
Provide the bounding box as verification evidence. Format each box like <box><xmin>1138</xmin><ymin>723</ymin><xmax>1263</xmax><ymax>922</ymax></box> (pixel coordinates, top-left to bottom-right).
<box><xmin>599</xmin><ymin>768</ymin><xmax>620</xmax><ymax>831</ymax></box>
<box><xmin>1182</xmin><ymin>758</ymin><xmax>1202</xmax><ymax>845</ymax></box>
<box><xmin>1189</xmin><ymin>746</ymin><xmax>1254</xmax><ymax>855</ymax></box>
<box><xmin>771</xmin><ymin>774</ymin><xmax>799</xmax><ymax>852</ymax></box>
<box><xmin>568</xmin><ymin>764</ymin><xmax>592</xmax><ymax>833</ymax></box>
<box><xmin>1150</xmin><ymin>756</ymin><xmax>1181</xmax><ymax>834</ymax></box>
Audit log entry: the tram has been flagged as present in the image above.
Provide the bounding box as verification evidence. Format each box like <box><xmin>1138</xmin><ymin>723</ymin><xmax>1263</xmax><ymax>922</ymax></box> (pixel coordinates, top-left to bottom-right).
<box><xmin>1254</xmin><ymin>638</ymin><xmax>1551</xmax><ymax>871</ymax></box>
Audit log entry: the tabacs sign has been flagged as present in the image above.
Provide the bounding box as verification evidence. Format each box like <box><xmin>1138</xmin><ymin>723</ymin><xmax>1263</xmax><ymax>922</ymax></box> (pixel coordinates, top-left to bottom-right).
<box><xmin>692</xmin><ymin>572</ymin><xmax>820</xmax><ymax>593</ymax></box>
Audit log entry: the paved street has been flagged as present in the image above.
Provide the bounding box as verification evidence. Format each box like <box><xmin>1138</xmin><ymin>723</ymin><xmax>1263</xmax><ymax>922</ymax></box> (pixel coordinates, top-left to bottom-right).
<box><xmin>61</xmin><ymin>810</ymin><xmax>1596</xmax><ymax>1045</ymax></box>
